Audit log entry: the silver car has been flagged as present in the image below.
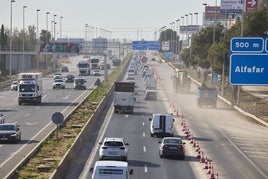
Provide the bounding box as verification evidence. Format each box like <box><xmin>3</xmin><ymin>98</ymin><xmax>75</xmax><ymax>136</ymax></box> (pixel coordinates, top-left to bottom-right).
<box><xmin>159</xmin><ymin>137</ymin><xmax>185</xmax><ymax>159</ymax></box>
<box><xmin>0</xmin><ymin>123</ymin><xmax>21</xmax><ymax>143</ymax></box>
<box><xmin>52</xmin><ymin>79</ymin><xmax>65</xmax><ymax>89</ymax></box>
<box><xmin>99</xmin><ymin>137</ymin><xmax>129</xmax><ymax>161</ymax></box>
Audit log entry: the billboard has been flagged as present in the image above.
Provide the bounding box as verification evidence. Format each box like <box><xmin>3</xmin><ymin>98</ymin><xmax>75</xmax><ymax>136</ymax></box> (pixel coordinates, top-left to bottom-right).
<box><xmin>39</xmin><ymin>43</ymin><xmax>81</xmax><ymax>53</ymax></box>
<box><xmin>180</xmin><ymin>25</ymin><xmax>200</xmax><ymax>34</ymax></box>
<box><xmin>220</xmin><ymin>0</ymin><xmax>243</xmax><ymax>13</ymax></box>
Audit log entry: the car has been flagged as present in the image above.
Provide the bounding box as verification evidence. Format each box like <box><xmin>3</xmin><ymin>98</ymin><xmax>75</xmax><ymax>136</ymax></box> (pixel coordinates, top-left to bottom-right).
<box><xmin>53</xmin><ymin>74</ymin><xmax>63</xmax><ymax>80</ymax></box>
<box><xmin>61</xmin><ymin>66</ymin><xmax>69</xmax><ymax>72</ymax></box>
<box><xmin>151</xmin><ymin>57</ymin><xmax>155</xmax><ymax>61</ymax></box>
<box><xmin>0</xmin><ymin>113</ymin><xmax>5</xmax><ymax>124</ymax></box>
<box><xmin>93</xmin><ymin>69</ymin><xmax>101</xmax><ymax>76</ymax></box>
<box><xmin>144</xmin><ymin>90</ymin><xmax>157</xmax><ymax>101</ymax></box>
<box><xmin>74</xmin><ymin>77</ymin><xmax>86</xmax><ymax>90</ymax></box>
<box><xmin>52</xmin><ymin>79</ymin><xmax>65</xmax><ymax>89</ymax></box>
<box><xmin>0</xmin><ymin>123</ymin><xmax>21</xmax><ymax>143</ymax></box>
<box><xmin>159</xmin><ymin>137</ymin><xmax>185</xmax><ymax>159</ymax></box>
<box><xmin>65</xmin><ymin>74</ymin><xmax>75</xmax><ymax>83</ymax></box>
<box><xmin>10</xmin><ymin>80</ymin><xmax>18</xmax><ymax>90</ymax></box>
<box><xmin>99</xmin><ymin>137</ymin><xmax>129</xmax><ymax>161</ymax></box>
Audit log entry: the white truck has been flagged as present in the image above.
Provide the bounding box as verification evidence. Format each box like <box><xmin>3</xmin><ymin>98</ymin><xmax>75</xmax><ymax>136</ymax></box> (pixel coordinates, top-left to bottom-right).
<box><xmin>77</xmin><ymin>60</ymin><xmax>90</xmax><ymax>76</ymax></box>
<box><xmin>18</xmin><ymin>72</ymin><xmax>43</xmax><ymax>105</ymax></box>
<box><xmin>145</xmin><ymin>77</ymin><xmax>156</xmax><ymax>89</ymax></box>
<box><xmin>114</xmin><ymin>81</ymin><xmax>135</xmax><ymax>114</ymax></box>
<box><xmin>90</xmin><ymin>56</ymin><xmax>100</xmax><ymax>69</ymax></box>
<box><xmin>149</xmin><ymin>113</ymin><xmax>174</xmax><ymax>137</ymax></box>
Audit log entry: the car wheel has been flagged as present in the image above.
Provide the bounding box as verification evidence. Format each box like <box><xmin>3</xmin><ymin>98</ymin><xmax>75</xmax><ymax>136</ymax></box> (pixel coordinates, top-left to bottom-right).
<box><xmin>159</xmin><ymin>152</ymin><xmax>163</xmax><ymax>158</ymax></box>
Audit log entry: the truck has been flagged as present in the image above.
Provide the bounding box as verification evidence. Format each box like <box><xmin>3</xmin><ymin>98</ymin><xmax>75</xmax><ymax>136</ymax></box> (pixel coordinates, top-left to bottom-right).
<box><xmin>172</xmin><ymin>69</ymin><xmax>191</xmax><ymax>93</ymax></box>
<box><xmin>77</xmin><ymin>59</ymin><xmax>90</xmax><ymax>76</ymax></box>
<box><xmin>145</xmin><ymin>77</ymin><xmax>156</xmax><ymax>89</ymax></box>
<box><xmin>149</xmin><ymin>113</ymin><xmax>174</xmax><ymax>137</ymax></box>
<box><xmin>18</xmin><ymin>72</ymin><xmax>43</xmax><ymax>105</ymax></box>
<box><xmin>114</xmin><ymin>81</ymin><xmax>135</xmax><ymax>114</ymax></box>
<box><xmin>74</xmin><ymin>77</ymin><xmax>87</xmax><ymax>90</ymax></box>
<box><xmin>90</xmin><ymin>56</ymin><xmax>100</xmax><ymax>69</ymax></box>
<box><xmin>196</xmin><ymin>84</ymin><xmax>218</xmax><ymax>108</ymax></box>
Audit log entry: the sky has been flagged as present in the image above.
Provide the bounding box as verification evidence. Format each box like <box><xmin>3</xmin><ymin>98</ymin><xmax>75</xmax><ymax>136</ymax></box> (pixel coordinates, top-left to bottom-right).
<box><xmin>0</xmin><ymin>0</ymin><xmax>215</xmax><ymax>41</ymax></box>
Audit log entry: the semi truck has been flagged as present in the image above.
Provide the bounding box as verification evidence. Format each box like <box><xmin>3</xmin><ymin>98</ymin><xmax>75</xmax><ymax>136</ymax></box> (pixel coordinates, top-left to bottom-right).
<box><xmin>114</xmin><ymin>81</ymin><xmax>135</xmax><ymax>114</ymax></box>
<box><xmin>77</xmin><ymin>60</ymin><xmax>90</xmax><ymax>75</ymax></box>
<box><xmin>172</xmin><ymin>70</ymin><xmax>191</xmax><ymax>93</ymax></box>
<box><xmin>90</xmin><ymin>56</ymin><xmax>100</xmax><ymax>69</ymax></box>
<box><xmin>18</xmin><ymin>72</ymin><xmax>43</xmax><ymax>105</ymax></box>
<box><xmin>196</xmin><ymin>84</ymin><xmax>218</xmax><ymax>108</ymax></box>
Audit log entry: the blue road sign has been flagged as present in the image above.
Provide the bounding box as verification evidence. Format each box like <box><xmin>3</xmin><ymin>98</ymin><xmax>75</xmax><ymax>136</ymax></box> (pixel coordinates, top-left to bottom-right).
<box><xmin>132</xmin><ymin>41</ymin><xmax>147</xmax><ymax>50</ymax></box>
<box><xmin>229</xmin><ymin>54</ymin><xmax>268</xmax><ymax>85</ymax></box>
<box><xmin>132</xmin><ymin>41</ymin><xmax>160</xmax><ymax>50</ymax></box>
<box><xmin>147</xmin><ymin>41</ymin><xmax>160</xmax><ymax>50</ymax></box>
<box><xmin>231</xmin><ymin>37</ymin><xmax>264</xmax><ymax>53</ymax></box>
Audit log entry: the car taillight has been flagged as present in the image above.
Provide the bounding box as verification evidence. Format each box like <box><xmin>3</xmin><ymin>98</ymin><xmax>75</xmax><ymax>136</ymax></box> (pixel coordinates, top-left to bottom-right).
<box><xmin>120</xmin><ymin>147</ymin><xmax>125</xmax><ymax>150</ymax></box>
<box><xmin>161</xmin><ymin>145</ymin><xmax>167</xmax><ymax>150</ymax></box>
<box><xmin>102</xmin><ymin>147</ymin><xmax>107</xmax><ymax>149</ymax></box>
<box><xmin>178</xmin><ymin>146</ymin><xmax>183</xmax><ymax>150</ymax></box>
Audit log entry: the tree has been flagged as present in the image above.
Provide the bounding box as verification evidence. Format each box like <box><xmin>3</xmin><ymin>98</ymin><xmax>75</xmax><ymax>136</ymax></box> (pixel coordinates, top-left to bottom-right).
<box><xmin>159</xmin><ymin>29</ymin><xmax>180</xmax><ymax>54</ymax></box>
<box><xmin>39</xmin><ymin>30</ymin><xmax>51</xmax><ymax>43</ymax></box>
<box><xmin>0</xmin><ymin>24</ymin><xmax>8</xmax><ymax>75</ymax></box>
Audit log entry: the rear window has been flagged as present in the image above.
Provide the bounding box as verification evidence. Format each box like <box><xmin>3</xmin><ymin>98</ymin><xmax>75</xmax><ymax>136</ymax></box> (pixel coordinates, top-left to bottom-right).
<box><xmin>104</xmin><ymin>141</ymin><xmax>124</xmax><ymax>147</ymax></box>
<box><xmin>98</xmin><ymin>168</ymin><xmax>123</xmax><ymax>175</ymax></box>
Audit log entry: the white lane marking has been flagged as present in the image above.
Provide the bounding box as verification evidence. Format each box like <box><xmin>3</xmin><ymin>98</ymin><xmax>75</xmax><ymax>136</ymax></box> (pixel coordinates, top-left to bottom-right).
<box><xmin>143</xmin><ymin>146</ymin><xmax>146</xmax><ymax>152</ymax></box>
<box><xmin>63</xmin><ymin>95</ymin><xmax>70</xmax><ymax>100</ymax></box>
<box><xmin>42</xmin><ymin>95</ymin><xmax>47</xmax><ymax>99</ymax></box>
<box><xmin>144</xmin><ymin>165</ymin><xmax>148</xmax><ymax>173</ymax></box>
<box><xmin>25</xmin><ymin>114</ymin><xmax>30</xmax><ymax>117</ymax></box>
<box><xmin>142</xmin><ymin>122</ymin><xmax>145</xmax><ymax>126</ymax></box>
<box><xmin>1</xmin><ymin>89</ymin><xmax>90</xmax><ymax>169</ymax></box>
<box><xmin>220</xmin><ymin>131</ymin><xmax>268</xmax><ymax>179</ymax></box>
<box><xmin>26</xmin><ymin>122</ymin><xmax>38</xmax><ymax>126</ymax></box>
<box><xmin>0</xmin><ymin>96</ymin><xmax>5</xmax><ymax>99</ymax></box>
<box><xmin>35</xmin><ymin>107</ymin><xmax>40</xmax><ymax>110</ymax></box>
<box><xmin>143</xmin><ymin>132</ymin><xmax>145</xmax><ymax>138</ymax></box>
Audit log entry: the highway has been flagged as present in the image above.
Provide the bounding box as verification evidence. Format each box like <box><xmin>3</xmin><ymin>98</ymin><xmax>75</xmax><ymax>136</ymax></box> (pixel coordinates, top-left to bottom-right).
<box><xmin>0</xmin><ymin>55</ymin><xmax>107</xmax><ymax>178</ymax></box>
<box><xmin>76</xmin><ymin>53</ymin><xmax>268</xmax><ymax>179</ymax></box>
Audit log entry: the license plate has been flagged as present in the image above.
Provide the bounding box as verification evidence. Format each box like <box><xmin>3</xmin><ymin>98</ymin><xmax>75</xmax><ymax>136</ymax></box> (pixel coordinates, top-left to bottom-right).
<box><xmin>169</xmin><ymin>146</ymin><xmax>177</xmax><ymax>150</ymax></box>
<box><xmin>108</xmin><ymin>151</ymin><xmax>118</xmax><ymax>155</ymax></box>
<box><xmin>1</xmin><ymin>138</ymin><xmax>8</xmax><ymax>140</ymax></box>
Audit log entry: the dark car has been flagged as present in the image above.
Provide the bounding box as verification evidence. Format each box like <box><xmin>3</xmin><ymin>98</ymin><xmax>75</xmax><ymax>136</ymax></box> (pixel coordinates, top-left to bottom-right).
<box><xmin>61</xmin><ymin>66</ymin><xmax>69</xmax><ymax>72</ymax></box>
<box><xmin>159</xmin><ymin>137</ymin><xmax>185</xmax><ymax>159</ymax></box>
<box><xmin>65</xmin><ymin>74</ymin><xmax>75</xmax><ymax>83</ymax></box>
<box><xmin>0</xmin><ymin>123</ymin><xmax>21</xmax><ymax>143</ymax></box>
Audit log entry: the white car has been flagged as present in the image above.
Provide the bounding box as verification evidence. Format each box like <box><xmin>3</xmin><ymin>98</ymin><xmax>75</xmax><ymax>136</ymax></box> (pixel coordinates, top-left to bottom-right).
<box><xmin>52</xmin><ymin>79</ymin><xmax>65</xmax><ymax>89</ymax></box>
<box><xmin>10</xmin><ymin>81</ymin><xmax>18</xmax><ymax>91</ymax></box>
<box><xmin>93</xmin><ymin>69</ymin><xmax>101</xmax><ymax>76</ymax></box>
<box><xmin>99</xmin><ymin>137</ymin><xmax>129</xmax><ymax>161</ymax></box>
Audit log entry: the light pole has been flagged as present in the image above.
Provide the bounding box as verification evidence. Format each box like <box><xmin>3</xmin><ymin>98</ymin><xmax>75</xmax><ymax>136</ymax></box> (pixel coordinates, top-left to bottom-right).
<box><xmin>189</xmin><ymin>13</ymin><xmax>193</xmax><ymax>25</ymax></box>
<box><xmin>22</xmin><ymin>5</ymin><xmax>27</xmax><ymax>72</ymax></box>
<box><xmin>213</xmin><ymin>0</ymin><xmax>218</xmax><ymax>44</ymax></box>
<box><xmin>202</xmin><ymin>3</ymin><xmax>208</xmax><ymax>27</ymax></box>
<box><xmin>36</xmin><ymin>9</ymin><xmax>40</xmax><ymax>39</ymax></box>
<box><xmin>185</xmin><ymin>14</ymin><xmax>188</xmax><ymax>26</ymax></box>
<box><xmin>46</xmin><ymin>12</ymin><xmax>50</xmax><ymax>31</ymax></box>
<box><xmin>53</xmin><ymin>14</ymin><xmax>57</xmax><ymax>40</ymax></box>
<box><xmin>51</xmin><ymin>20</ymin><xmax>54</xmax><ymax>40</ymax></box>
<box><xmin>9</xmin><ymin>0</ymin><xmax>15</xmax><ymax>81</ymax></box>
<box><xmin>194</xmin><ymin>12</ymin><xmax>198</xmax><ymax>25</ymax></box>
<box><xmin>60</xmin><ymin>16</ymin><xmax>63</xmax><ymax>38</ymax></box>
<box><xmin>176</xmin><ymin>19</ymin><xmax>180</xmax><ymax>55</ymax></box>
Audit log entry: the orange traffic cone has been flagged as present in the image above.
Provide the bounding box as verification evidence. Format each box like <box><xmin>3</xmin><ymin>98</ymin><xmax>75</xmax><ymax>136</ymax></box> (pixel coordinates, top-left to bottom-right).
<box><xmin>196</xmin><ymin>148</ymin><xmax>201</xmax><ymax>158</ymax></box>
<box><xmin>203</xmin><ymin>158</ymin><xmax>208</xmax><ymax>169</ymax></box>
<box><xmin>200</xmin><ymin>151</ymin><xmax>205</xmax><ymax>163</ymax></box>
<box><xmin>207</xmin><ymin>162</ymin><xmax>212</xmax><ymax>174</ymax></box>
<box><xmin>210</xmin><ymin>165</ymin><xmax>215</xmax><ymax>179</ymax></box>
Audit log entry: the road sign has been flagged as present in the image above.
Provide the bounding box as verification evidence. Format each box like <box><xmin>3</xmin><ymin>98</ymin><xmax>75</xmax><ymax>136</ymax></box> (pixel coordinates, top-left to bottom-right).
<box><xmin>132</xmin><ymin>41</ymin><xmax>160</xmax><ymax>50</ymax></box>
<box><xmin>231</xmin><ymin>37</ymin><xmax>264</xmax><ymax>53</ymax></box>
<box><xmin>161</xmin><ymin>41</ymin><xmax>170</xmax><ymax>51</ymax></box>
<box><xmin>52</xmin><ymin>112</ymin><xmax>64</xmax><ymax>124</ymax></box>
<box><xmin>246</xmin><ymin>0</ymin><xmax>258</xmax><ymax>12</ymax></box>
<box><xmin>229</xmin><ymin>54</ymin><xmax>268</xmax><ymax>85</ymax></box>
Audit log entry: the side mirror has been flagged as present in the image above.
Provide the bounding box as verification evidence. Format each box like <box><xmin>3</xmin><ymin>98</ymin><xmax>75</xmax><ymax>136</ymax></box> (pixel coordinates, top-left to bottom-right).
<box><xmin>149</xmin><ymin>118</ymin><xmax>152</xmax><ymax>121</ymax></box>
<box><xmin>158</xmin><ymin>141</ymin><xmax>161</xmax><ymax>144</ymax></box>
<box><xmin>134</xmin><ymin>97</ymin><xmax>136</xmax><ymax>101</ymax></box>
<box><xmin>173</xmin><ymin>118</ymin><xmax>175</xmax><ymax>122</ymax></box>
<box><xmin>89</xmin><ymin>167</ymin><xmax>93</xmax><ymax>173</ymax></box>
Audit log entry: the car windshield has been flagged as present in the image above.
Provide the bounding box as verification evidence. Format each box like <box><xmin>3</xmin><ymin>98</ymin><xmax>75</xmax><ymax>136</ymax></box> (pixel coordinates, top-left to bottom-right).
<box><xmin>104</xmin><ymin>141</ymin><xmax>123</xmax><ymax>147</ymax></box>
<box><xmin>54</xmin><ymin>79</ymin><xmax>63</xmax><ymax>82</ymax></box>
<box><xmin>0</xmin><ymin>125</ymin><xmax>15</xmax><ymax>131</ymax></box>
<box><xmin>19</xmin><ymin>84</ymin><xmax>35</xmax><ymax>92</ymax></box>
<box><xmin>164</xmin><ymin>139</ymin><xmax>182</xmax><ymax>145</ymax></box>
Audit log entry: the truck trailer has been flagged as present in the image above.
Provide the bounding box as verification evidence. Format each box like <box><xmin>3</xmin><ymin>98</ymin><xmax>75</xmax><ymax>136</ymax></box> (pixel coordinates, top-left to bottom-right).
<box><xmin>18</xmin><ymin>72</ymin><xmax>43</xmax><ymax>105</ymax></box>
<box><xmin>114</xmin><ymin>81</ymin><xmax>135</xmax><ymax>114</ymax></box>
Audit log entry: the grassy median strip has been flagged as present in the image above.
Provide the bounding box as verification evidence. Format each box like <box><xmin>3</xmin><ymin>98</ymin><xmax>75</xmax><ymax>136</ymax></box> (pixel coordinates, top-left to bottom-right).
<box><xmin>17</xmin><ymin>53</ymin><xmax>132</xmax><ymax>179</ymax></box>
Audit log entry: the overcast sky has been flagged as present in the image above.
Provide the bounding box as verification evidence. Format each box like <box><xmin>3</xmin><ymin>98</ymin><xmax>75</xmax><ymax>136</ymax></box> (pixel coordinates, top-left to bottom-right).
<box><xmin>0</xmin><ymin>0</ymin><xmax>214</xmax><ymax>40</ymax></box>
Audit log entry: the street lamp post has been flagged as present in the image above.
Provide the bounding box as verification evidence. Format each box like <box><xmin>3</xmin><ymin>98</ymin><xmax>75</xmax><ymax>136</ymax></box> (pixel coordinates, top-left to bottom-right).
<box><xmin>202</xmin><ymin>3</ymin><xmax>208</xmax><ymax>27</ymax></box>
<box><xmin>194</xmin><ymin>12</ymin><xmax>198</xmax><ymax>25</ymax></box>
<box><xmin>189</xmin><ymin>13</ymin><xmax>193</xmax><ymax>25</ymax></box>
<box><xmin>176</xmin><ymin>19</ymin><xmax>180</xmax><ymax>55</ymax></box>
<box><xmin>22</xmin><ymin>5</ymin><xmax>27</xmax><ymax>72</ymax></box>
<box><xmin>9</xmin><ymin>0</ymin><xmax>15</xmax><ymax>81</ymax></box>
<box><xmin>60</xmin><ymin>16</ymin><xmax>63</xmax><ymax>38</ymax></box>
<box><xmin>46</xmin><ymin>12</ymin><xmax>50</xmax><ymax>31</ymax></box>
<box><xmin>185</xmin><ymin>14</ymin><xmax>188</xmax><ymax>26</ymax></box>
<box><xmin>36</xmin><ymin>9</ymin><xmax>40</xmax><ymax>39</ymax></box>
<box><xmin>51</xmin><ymin>20</ymin><xmax>54</xmax><ymax>40</ymax></box>
<box><xmin>53</xmin><ymin>14</ymin><xmax>57</xmax><ymax>40</ymax></box>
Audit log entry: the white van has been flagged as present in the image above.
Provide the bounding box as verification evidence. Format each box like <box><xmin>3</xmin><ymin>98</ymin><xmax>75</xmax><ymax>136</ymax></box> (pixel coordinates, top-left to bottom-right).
<box><xmin>90</xmin><ymin>160</ymin><xmax>133</xmax><ymax>179</ymax></box>
<box><xmin>149</xmin><ymin>113</ymin><xmax>174</xmax><ymax>137</ymax></box>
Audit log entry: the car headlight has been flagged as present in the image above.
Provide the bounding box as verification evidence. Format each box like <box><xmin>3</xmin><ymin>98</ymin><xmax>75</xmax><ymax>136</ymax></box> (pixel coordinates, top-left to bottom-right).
<box><xmin>10</xmin><ymin>132</ymin><xmax>17</xmax><ymax>137</ymax></box>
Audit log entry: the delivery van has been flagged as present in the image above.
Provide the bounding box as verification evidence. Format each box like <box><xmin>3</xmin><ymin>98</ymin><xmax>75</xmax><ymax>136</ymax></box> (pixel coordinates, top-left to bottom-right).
<box><xmin>90</xmin><ymin>160</ymin><xmax>133</xmax><ymax>179</ymax></box>
<box><xmin>149</xmin><ymin>113</ymin><xmax>174</xmax><ymax>137</ymax></box>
